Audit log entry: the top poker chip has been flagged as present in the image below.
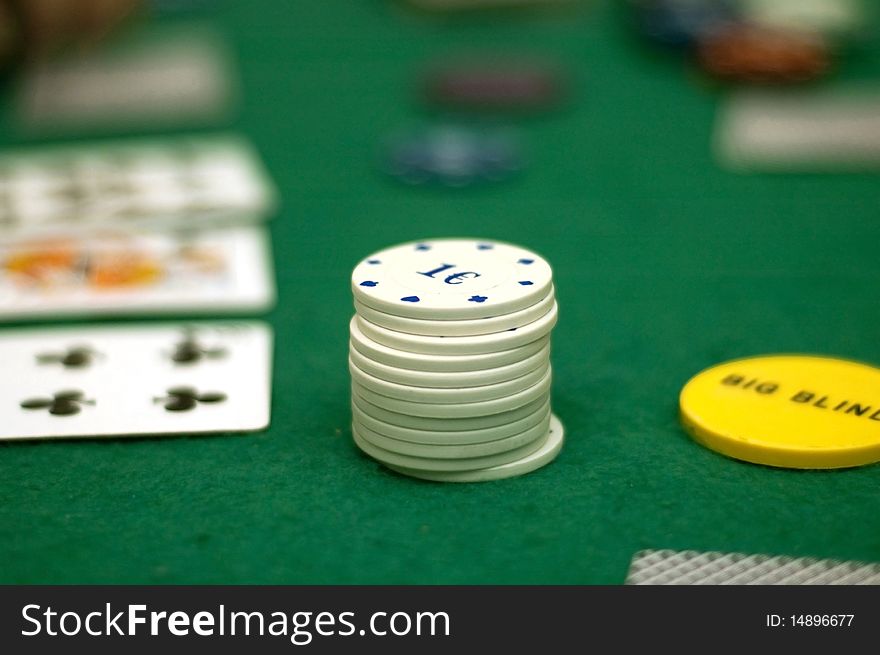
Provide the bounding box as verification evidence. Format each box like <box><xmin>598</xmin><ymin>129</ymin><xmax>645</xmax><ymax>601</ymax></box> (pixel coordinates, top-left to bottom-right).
<box><xmin>351</xmin><ymin>239</ymin><xmax>553</xmax><ymax>320</ymax></box>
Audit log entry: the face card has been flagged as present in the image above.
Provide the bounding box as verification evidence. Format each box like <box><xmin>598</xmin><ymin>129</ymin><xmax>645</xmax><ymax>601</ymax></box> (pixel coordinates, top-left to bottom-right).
<box><xmin>0</xmin><ymin>322</ymin><xmax>272</xmax><ymax>441</ymax></box>
<box><xmin>0</xmin><ymin>134</ymin><xmax>277</xmax><ymax>237</ymax></box>
<box><xmin>0</xmin><ymin>226</ymin><xmax>275</xmax><ymax>321</ymax></box>
<box><xmin>16</xmin><ymin>23</ymin><xmax>238</xmax><ymax>135</ymax></box>
<box><xmin>714</xmin><ymin>88</ymin><xmax>880</xmax><ymax>172</ymax></box>
<box><xmin>626</xmin><ymin>549</ymin><xmax>880</xmax><ymax>585</ymax></box>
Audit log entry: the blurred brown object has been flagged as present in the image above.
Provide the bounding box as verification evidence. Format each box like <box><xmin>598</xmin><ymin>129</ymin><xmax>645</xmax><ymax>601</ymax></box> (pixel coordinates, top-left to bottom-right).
<box><xmin>0</xmin><ymin>0</ymin><xmax>141</xmax><ymax>70</ymax></box>
<box><xmin>698</xmin><ymin>25</ymin><xmax>830</xmax><ymax>85</ymax></box>
<box><xmin>424</xmin><ymin>59</ymin><xmax>568</xmax><ymax>113</ymax></box>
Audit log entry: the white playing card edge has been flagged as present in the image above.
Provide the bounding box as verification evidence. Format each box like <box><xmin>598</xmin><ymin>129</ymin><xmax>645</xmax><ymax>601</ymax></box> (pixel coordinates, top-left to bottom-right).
<box><xmin>0</xmin><ymin>423</ymin><xmax>271</xmax><ymax>442</ymax></box>
<box><xmin>0</xmin><ymin>319</ymin><xmax>270</xmax><ymax>340</ymax></box>
<box><xmin>1</xmin><ymin>210</ymin><xmax>269</xmax><ymax>241</ymax></box>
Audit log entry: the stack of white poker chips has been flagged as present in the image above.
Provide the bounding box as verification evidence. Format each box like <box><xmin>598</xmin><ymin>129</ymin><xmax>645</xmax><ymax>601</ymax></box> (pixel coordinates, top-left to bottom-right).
<box><xmin>349</xmin><ymin>238</ymin><xmax>564</xmax><ymax>482</ymax></box>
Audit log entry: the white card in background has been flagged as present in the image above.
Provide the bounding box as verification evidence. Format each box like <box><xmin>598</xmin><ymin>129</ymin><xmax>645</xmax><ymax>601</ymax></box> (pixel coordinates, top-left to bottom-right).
<box><xmin>715</xmin><ymin>88</ymin><xmax>880</xmax><ymax>172</ymax></box>
<box><xmin>0</xmin><ymin>134</ymin><xmax>278</xmax><ymax>237</ymax></box>
<box><xmin>738</xmin><ymin>0</ymin><xmax>867</xmax><ymax>40</ymax></box>
<box><xmin>626</xmin><ymin>549</ymin><xmax>880</xmax><ymax>585</ymax></box>
<box><xmin>0</xmin><ymin>322</ymin><xmax>272</xmax><ymax>441</ymax></box>
<box><xmin>16</xmin><ymin>24</ymin><xmax>238</xmax><ymax>134</ymax></box>
<box><xmin>0</xmin><ymin>226</ymin><xmax>275</xmax><ymax>321</ymax></box>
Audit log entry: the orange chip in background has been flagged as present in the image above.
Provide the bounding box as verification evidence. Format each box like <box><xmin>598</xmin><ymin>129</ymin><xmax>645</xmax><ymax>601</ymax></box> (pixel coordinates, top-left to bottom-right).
<box><xmin>697</xmin><ymin>25</ymin><xmax>831</xmax><ymax>83</ymax></box>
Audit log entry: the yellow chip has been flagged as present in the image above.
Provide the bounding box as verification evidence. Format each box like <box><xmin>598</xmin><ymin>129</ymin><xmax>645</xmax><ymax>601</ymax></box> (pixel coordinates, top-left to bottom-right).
<box><xmin>679</xmin><ymin>355</ymin><xmax>880</xmax><ymax>469</ymax></box>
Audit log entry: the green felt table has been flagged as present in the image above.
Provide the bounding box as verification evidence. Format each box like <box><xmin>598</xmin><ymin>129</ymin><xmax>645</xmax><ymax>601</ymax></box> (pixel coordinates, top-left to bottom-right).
<box><xmin>1</xmin><ymin>1</ymin><xmax>880</xmax><ymax>585</ymax></box>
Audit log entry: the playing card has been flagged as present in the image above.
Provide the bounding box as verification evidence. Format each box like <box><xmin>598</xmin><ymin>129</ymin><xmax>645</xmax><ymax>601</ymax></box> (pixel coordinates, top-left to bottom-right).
<box><xmin>0</xmin><ymin>322</ymin><xmax>272</xmax><ymax>440</ymax></box>
<box><xmin>0</xmin><ymin>226</ymin><xmax>275</xmax><ymax>321</ymax></box>
<box><xmin>626</xmin><ymin>549</ymin><xmax>880</xmax><ymax>585</ymax></box>
<box><xmin>0</xmin><ymin>134</ymin><xmax>277</xmax><ymax>237</ymax></box>
<box><xmin>715</xmin><ymin>88</ymin><xmax>880</xmax><ymax>171</ymax></box>
<box><xmin>16</xmin><ymin>23</ymin><xmax>238</xmax><ymax>135</ymax></box>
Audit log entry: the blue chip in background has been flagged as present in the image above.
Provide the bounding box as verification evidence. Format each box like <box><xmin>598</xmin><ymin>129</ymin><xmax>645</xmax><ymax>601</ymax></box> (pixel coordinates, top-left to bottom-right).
<box><xmin>383</xmin><ymin>124</ymin><xmax>524</xmax><ymax>187</ymax></box>
<box><xmin>632</xmin><ymin>0</ymin><xmax>739</xmax><ymax>49</ymax></box>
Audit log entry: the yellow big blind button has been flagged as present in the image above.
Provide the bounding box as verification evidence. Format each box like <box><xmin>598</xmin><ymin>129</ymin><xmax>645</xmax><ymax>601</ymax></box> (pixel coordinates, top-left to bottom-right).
<box><xmin>680</xmin><ymin>355</ymin><xmax>880</xmax><ymax>469</ymax></box>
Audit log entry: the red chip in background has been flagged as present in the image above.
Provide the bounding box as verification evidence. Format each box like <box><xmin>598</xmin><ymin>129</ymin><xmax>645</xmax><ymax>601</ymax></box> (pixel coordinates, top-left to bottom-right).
<box><xmin>424</xmin><ymin>61</ymin><xmax>568</xmax><ymax>111</ymax></box>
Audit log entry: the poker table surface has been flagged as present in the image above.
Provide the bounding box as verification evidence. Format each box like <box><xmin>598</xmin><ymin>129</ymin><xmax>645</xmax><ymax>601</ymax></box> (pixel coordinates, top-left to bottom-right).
<box><xmin>2</xmin><ymin>1</ymin><xmax>880</xmax><ymax>585</ymax></box>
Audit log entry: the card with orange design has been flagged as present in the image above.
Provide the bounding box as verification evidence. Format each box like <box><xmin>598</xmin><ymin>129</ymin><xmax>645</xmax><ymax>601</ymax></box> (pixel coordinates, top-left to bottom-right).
<box><xmin>0</xmin><ymin>226</ymin><xmax>274</xmax><ymax>320</ymax></box>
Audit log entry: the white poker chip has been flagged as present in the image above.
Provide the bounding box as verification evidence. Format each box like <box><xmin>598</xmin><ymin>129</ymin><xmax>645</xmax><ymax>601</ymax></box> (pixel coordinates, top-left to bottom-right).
<box><xmin>349</xmin><ymin>357</ymin><xmax>549</xmax><ymax>404</ymax></box>
<box><xmin>387</xmin><ymin>414</ymin><xmax>564</xmax><ymax>483</ymax></box>
<box><xmin>350</xmin><ymin>317</ymin><xmax>549</xmax><ymax>372</ymax></box>
<box><xmin>353</xmin><ymin>412</ymin><xmax>550</xmax><ymax>459</ymax></box>
<box><xmin>352</xmin><ymin>366</ymin><xmax>551</xmax><ymax>418</ymax></box>
<box><xmin>353</xmin><ymin>287</ymin><xmax>555</xmax><ymax>337</ymax></box>
<box><xmin>352</xmin><ymin>421</ymin><xmax>546</xmax><ymax>472</ymax></box>
<box><xmin>351</xmin><ymin>239</ymin><xmax>553</xmax><ymax>320</ymax></box>
<box><xmin>351</xmin><ymin>399</ymin><xmax>551</xmax><ymax>445</ymax></box>
<box><xmin>349</xmin><ymin>341</ymin><xmax>550</xmax><ymax>388</ymax></box>
<box><xmin>356</xmin><ymin>301</ymin><xmax>557</xmax><ymax>356</ymax></box>
<box><xmin>352</xmin><ymin>391</ymin><xmax>549</xmax><ymax>432</ymax></box>
<box><xmin>349</xmin><ymin>239</ymin><xmax>561</xmax><ymax>482</ymax></box>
